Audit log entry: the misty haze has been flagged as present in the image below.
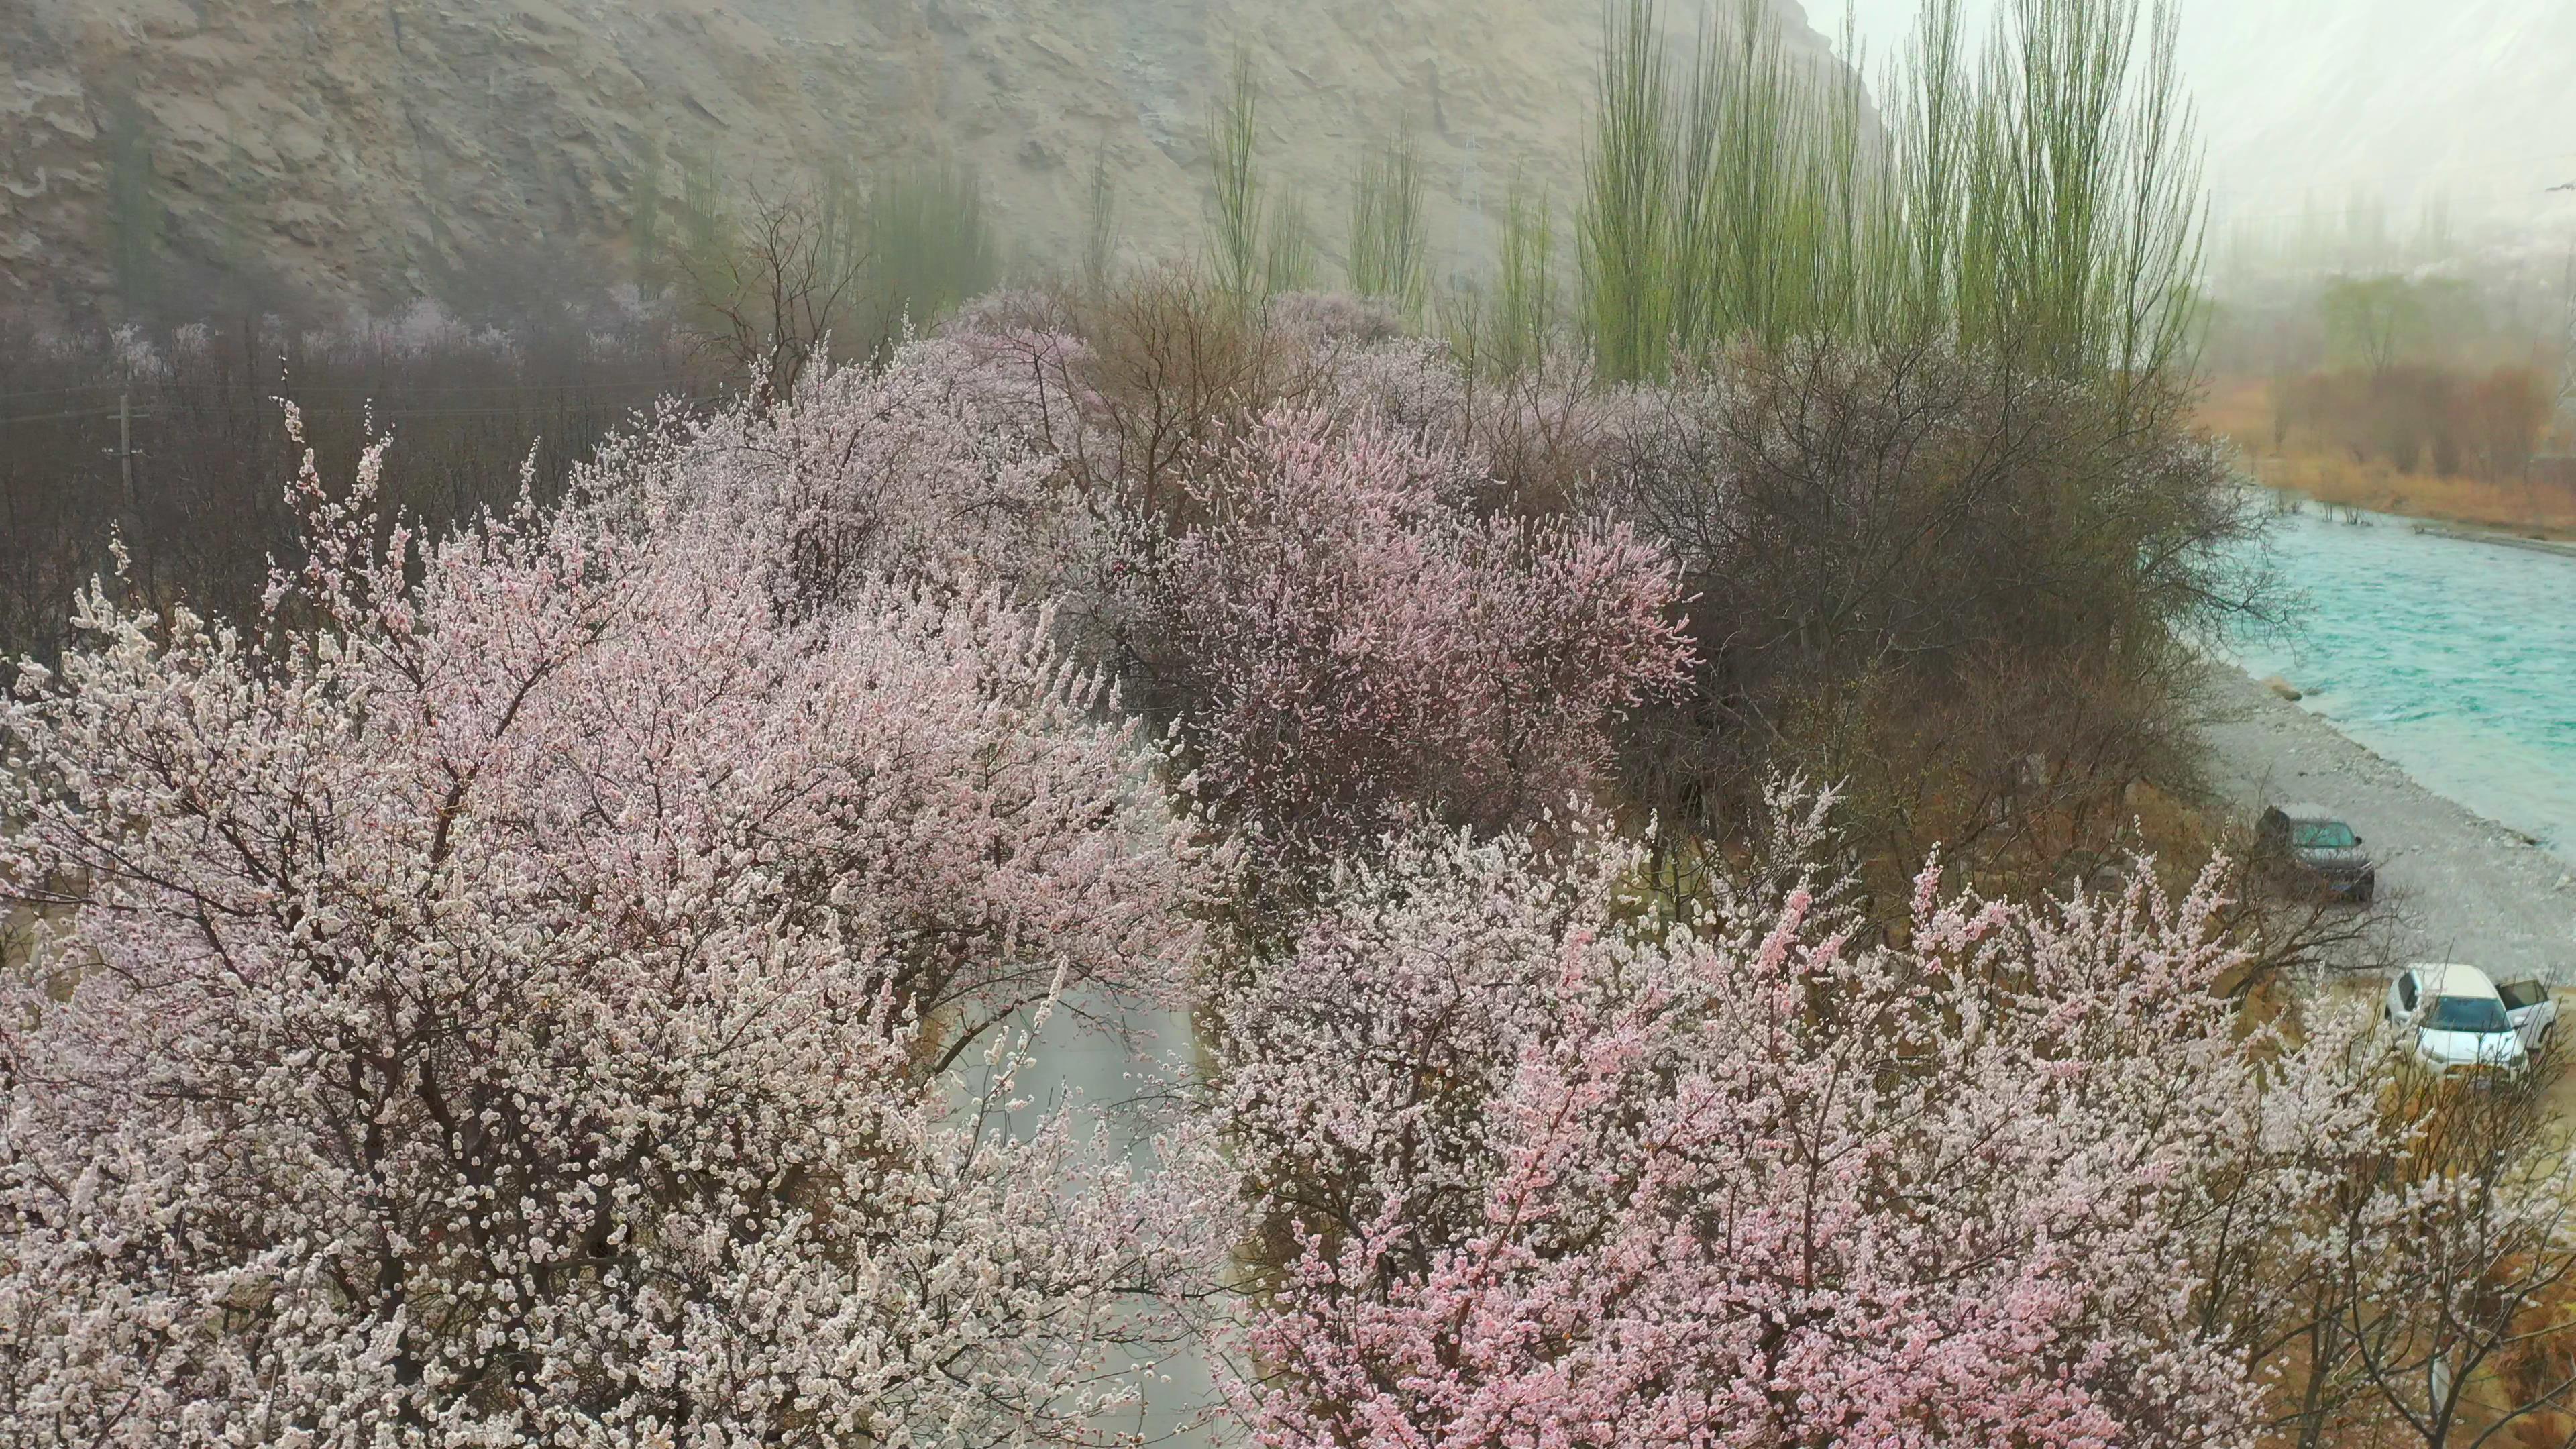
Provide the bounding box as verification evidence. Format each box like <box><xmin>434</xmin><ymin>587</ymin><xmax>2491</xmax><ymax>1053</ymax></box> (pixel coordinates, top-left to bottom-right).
<box><xmin>3</xmin><ymin>2</ymin><xmax>2575</xmax><ymax>1446</ymax></box>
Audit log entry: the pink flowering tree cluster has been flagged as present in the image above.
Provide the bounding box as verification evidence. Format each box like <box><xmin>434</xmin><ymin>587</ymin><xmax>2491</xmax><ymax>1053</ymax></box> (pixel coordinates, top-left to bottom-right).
<box><xmin>583</xmin><ymin>331</ymin><xmax>1099</xmax><ymax>613</ymax></box>
<box><xmin>0</xmin><ymin>411</ymin><xmax>1234</xmax><ymax>1445</ymax></box>
<box><xmin>1112</xmin><ymin>407</ymin><xmax>1690</xmax><ymax>883</ymax></box>
<box><xmin>1216</xmin><ymin>790</ymin><xmax>2398</xmax><ymax>1449</ymax></box>
<box><xmin>797</xmin><ymin>295</ymin><xmax>1685</xmax><ymax>888</ymax></box>
<box><xmin>15</xmin><ymin>282</ymin><xmax>2496</xmax><ymax>1448</ymax></box>
<box><xmin>551</xmin><ymin>300</ymin><xmax>1689</xmax><ymax>902</ymax></box>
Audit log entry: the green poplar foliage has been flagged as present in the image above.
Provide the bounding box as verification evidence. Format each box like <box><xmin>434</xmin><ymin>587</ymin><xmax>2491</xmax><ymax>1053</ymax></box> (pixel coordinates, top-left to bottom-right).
<box><xmin>1580</xmin><ymin>0</ymin><xmax>2206</xmax><ymax>398</ymax></box>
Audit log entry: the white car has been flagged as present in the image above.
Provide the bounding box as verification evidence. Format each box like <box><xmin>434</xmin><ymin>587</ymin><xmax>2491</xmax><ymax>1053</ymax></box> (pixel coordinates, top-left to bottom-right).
<box><xmin>2498</xmin><ymin>977</ymin><xmax>2559</xmax><ymax>1051</ymax></box>
<box><xmin>2384</xmin><ymin>963</ymin><xmax>2535</xmax><ymax>1073</ymax></box>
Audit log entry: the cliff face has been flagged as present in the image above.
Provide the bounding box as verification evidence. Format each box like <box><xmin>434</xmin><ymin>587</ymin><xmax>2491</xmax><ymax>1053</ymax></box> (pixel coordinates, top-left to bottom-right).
<box><xmin>0</xmin><ymin>0</ymin><xmax>1834</xmax><ymax>313</ymax></box>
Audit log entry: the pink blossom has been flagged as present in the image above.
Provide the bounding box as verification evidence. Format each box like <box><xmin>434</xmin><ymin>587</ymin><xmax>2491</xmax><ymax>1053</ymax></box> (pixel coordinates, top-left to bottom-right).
<box><xmin>0</xmin><ymin>407</ymin><xmax>1232</xmax><ymax>1445</ymax></box>
<box><xmin>1220</xmin><ymin>797</ymin><xmax>2390</xmax><ymax>1449</ymax></box>
<box><xmin>1116</xmin><ymin>407</ymin><xmax>1691</xmax><ymax>881</ymax></box>
<box><xmin>582</xmin><ymin>335</ymin><xmax>1099</xmax><ymax>610</ymax></box>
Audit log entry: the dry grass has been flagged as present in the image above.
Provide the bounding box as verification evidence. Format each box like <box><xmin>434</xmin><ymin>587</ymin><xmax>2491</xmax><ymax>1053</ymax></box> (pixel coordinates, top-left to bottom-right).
<box><xmin>2200</xmin><ymin>374</ymin><xmax>2274</xmax><ymax>444</ymax></box>
<box><xmin>2203</xmin><ymin>374</ymin><xmax>2576</xmax><ymax>541</ymax></box>
<box><xmin>2258</xmin><ymin>453</ymin><xmax>2576</xmax><ymax>539</ymax></box>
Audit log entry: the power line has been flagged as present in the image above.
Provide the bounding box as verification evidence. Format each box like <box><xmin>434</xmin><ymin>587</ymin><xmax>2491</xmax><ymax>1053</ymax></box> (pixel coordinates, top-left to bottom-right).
<box><xmin>1</xmin><ymin>396</ymin><xmax>720</xmax><ymax>429</ymax></box>
<box><xmin>3</xmin><ymin>372</ymin><xmax>690</xmax><ymax>401</ymax></box>
<box><xmin>175</xmin><ymin>376</ymin><xmax>695</xmax><ymax>397</ymax></box>
<box><xmin>0</xmin><ymin>383</ymin><xmax>123</xmax><ymax>403</ymax></box>
<box><xmin>278</xmin><ymin>400</ymin><xmax>711</xmax><ymax>419</ymax></box>
<box><xmin>0</xmin><ymin>407</ymin><xmax>127</xmax><ymax>427</ymax></box>
<box><xmin>0</xmin><ymin>378</ymin><xmax>692</xmax><ymax>409</ymax></box>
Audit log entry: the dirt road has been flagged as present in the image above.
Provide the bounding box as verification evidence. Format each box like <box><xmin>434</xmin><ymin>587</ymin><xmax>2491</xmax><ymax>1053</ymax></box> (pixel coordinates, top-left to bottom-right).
<box><xmin>2196</xmin><ymin>665</ymin><xmax>2576</xmax><ymax>981</ymax></box>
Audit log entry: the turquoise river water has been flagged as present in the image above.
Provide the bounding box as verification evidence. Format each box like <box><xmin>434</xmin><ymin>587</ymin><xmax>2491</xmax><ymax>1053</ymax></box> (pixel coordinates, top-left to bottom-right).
<box><xmin>2226</xmin><ymin>504</ymin><xmax>2576</xmax><ymax>859</ymax></box>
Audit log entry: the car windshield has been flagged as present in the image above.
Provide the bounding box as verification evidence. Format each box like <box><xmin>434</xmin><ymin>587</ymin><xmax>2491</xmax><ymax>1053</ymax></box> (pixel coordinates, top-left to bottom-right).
<box><xmin>2292</xmin><ymin>822</ymin><xmax>2358</xmax><ymax>850</ymax></box>
<box><xmin>2427</xmin><ymin>995</ymin><xmax>2512</xmax><ymax>1034</ymax></box>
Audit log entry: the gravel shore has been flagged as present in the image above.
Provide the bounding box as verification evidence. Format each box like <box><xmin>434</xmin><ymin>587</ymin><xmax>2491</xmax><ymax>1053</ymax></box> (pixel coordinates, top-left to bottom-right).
<box><xmin>2196</xmin><ymin>665</ymin><xmax>2576</xmax><ymax>982</ymax></box>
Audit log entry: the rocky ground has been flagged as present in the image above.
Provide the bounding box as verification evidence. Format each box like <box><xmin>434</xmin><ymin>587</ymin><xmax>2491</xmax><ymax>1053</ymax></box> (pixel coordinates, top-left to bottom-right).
<box><xmin>2196</xmin><ymin>664</ymin><xmax>2576</xmax><ymax>983</ymax></box>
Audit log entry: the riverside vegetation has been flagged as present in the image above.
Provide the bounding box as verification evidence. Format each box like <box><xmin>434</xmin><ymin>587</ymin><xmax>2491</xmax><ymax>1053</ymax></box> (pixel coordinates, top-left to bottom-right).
<box><xmin>2204</xmin><ymin>233</ymin><xmax>2576</xmax><ymax>537</ymax></box>
<box><xmin>9</xmin><ymin>1</ymin><xmax>2576</xmax><ymax>1446</ymax></box>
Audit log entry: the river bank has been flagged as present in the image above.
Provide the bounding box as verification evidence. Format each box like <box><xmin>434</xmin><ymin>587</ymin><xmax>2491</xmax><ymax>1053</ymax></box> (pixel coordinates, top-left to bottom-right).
<box><xmin>2405</xmin><ymin>520</ymin><xmax>2576</xmax><ymax>559</ymax></box>
<box><xmin>2196</xmin><ymin>664</ymin><xmax>2576</xmax><ymax>981</ymax></box>
<box><xmin>2242</xmin><ymin>453</ymin><xmax>2576</xmax><ymax>544</ymax></box>
<box><xmin>2199</xmin><ymin>380</ymin><xmax>2576</xmax><ymax>543</ymax></box>
<box><xmin>2228</xmin><ymin>501</ymin><xmax>2576</xmax><ymax>862</ymax></box>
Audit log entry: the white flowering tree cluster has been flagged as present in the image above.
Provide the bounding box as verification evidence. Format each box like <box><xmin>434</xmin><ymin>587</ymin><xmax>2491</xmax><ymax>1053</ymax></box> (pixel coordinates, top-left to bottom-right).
<box><xmin>0</xmin><ymin>408</ymin><xmax>1233</xmax><ymax>1446</ymax></box>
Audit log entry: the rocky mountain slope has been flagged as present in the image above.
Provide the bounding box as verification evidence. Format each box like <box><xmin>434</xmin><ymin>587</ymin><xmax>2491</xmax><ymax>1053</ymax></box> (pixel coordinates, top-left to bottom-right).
<box><xmin>1</xmin><ymin>0</ymin><xmax>1835</xmax><ymax>315</ymax></box>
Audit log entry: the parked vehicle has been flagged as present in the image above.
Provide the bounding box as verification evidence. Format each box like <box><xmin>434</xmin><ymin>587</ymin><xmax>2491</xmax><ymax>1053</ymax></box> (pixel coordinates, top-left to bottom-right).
<box><xmin>2385</xmin><ymin>963</ymin><xmax>2530</xmax><ymax>1073</ymax></box>
<box><xmin>2498</xmin><ymin>977</ymin><xmax>2559</xmax><ymax>1051</ymax></box>
<box><xmin>2257</xmin><ymin>803</ymin><xmax>2377</xmax><ymax>904</ymax></box>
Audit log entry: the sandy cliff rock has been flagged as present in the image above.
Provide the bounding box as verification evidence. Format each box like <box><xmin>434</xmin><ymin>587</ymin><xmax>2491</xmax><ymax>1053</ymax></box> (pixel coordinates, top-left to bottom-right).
<box><xmin>1</xmin><ymin>0</ymin><xmax>1833</xmax><ymax>313</ymax></box>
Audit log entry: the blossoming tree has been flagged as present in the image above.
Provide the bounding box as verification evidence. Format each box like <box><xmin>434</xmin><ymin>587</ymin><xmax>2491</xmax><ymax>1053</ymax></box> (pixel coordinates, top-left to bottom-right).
<box><xmin>1118</xmin><ymin>408</ymin><xmax>1690</xmax><ymax>884</ymax></box>
<box><xmin>0</xmin><ymin>413</ymin><xmax>1232</xmax><ymax>1446</ymax></box>
<box><xmin>1218</xmin><ymin>798</ymin><xmax>2396</xmax><ymax>1449</ymax></box>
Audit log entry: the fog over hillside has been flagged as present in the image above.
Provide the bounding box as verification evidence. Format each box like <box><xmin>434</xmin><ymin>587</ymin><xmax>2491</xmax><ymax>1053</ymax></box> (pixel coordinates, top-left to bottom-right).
<box><xmin>1831</xmin><ymin>0</ymin><xmax>2576</xmax><ymax>244</ymax></box>
<box><xmin>0</xmin><ymin>0</ymin><xmax>1837</xmax><ymax>312</ymax></box>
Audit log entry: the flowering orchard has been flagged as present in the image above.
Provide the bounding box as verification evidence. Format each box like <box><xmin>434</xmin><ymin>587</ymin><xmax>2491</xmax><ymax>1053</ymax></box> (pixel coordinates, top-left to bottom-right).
<box><xmin>0</xmin><ymin>409</ymin><xmax>1230</xmax><ymax>1445</ymax></box>
<box><xmin>1</xmin><ymin>290</ymin><xmax>2557</xmax><ymax>1446</ymax></box>
<box><xmin>1215</xmin><ymin>797</ymin><xmax>2416</xmax><ymax>1449</ymax></box>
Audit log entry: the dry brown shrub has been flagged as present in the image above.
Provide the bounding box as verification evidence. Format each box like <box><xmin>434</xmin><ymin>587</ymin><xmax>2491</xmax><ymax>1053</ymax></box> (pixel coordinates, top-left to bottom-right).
<box><xmin>1057</xmin><ymin>268</ymin><xmax>1328</xmax><ymax>523</ymax></box>
<box><xmin>2269</xmin><ymin>364</ymin><xmax>2553</xmax><ymax>484</ymax></box>
<box><xmin>1612</xmin><ymin>339</ymin><xmax>2265</xmax><ymax>908</ymax></box>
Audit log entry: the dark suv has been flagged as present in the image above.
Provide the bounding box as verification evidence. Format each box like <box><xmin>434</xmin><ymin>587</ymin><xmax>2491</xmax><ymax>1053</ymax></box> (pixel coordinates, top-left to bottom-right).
<box><xmin>2257</xmin><ymin>804</ymin><xmax>2377</xmax><ymax>904</ymax></box>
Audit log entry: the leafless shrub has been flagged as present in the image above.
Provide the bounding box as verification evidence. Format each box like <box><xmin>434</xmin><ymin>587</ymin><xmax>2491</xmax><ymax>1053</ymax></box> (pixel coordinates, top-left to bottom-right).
<box><xmin>1604</xmin><ymin>337</ymin><xmax>2269</xmax><ymax>902</ymax></box>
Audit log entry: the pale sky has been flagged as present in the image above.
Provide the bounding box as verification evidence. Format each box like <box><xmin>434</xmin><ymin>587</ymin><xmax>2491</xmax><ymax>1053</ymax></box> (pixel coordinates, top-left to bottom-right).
<box><xmin>1811</xmin><ymin>0</ymin><xmax>2576</xmax><ymax>237</ymax></box>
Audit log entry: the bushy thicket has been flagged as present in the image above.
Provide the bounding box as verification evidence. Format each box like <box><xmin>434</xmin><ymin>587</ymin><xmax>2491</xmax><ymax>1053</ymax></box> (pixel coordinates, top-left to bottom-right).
<box><xmin>2212</xmin><ymin>269</ymin><xmax>2561</xmax><ymax>483</ymax></box>
<box><xmin>2275</xmin><ymin>364</ymin><xmax>2555</xmax><ymax>481</ymax></box>
<box><xmin>1606</xmin><ymin>343</ymin><xmax>2260</xmax><ymax>896</ymax></box>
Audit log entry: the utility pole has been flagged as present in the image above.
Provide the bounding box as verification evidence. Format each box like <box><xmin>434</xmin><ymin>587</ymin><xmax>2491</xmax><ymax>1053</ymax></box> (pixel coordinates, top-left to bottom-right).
<box><xmin>103</xmin><ymin>390</ymin><xmax>146</xmax><ymax>523</ymax></box>
<box><xmin>115</xmin><ymin>390</ymin><xmax>135</xmax><ymax>505</ymax></box>
<box><xmin>98</xmin><ymin>389</ymin><xmax>153</xmax><ymax>594</ymax></box>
